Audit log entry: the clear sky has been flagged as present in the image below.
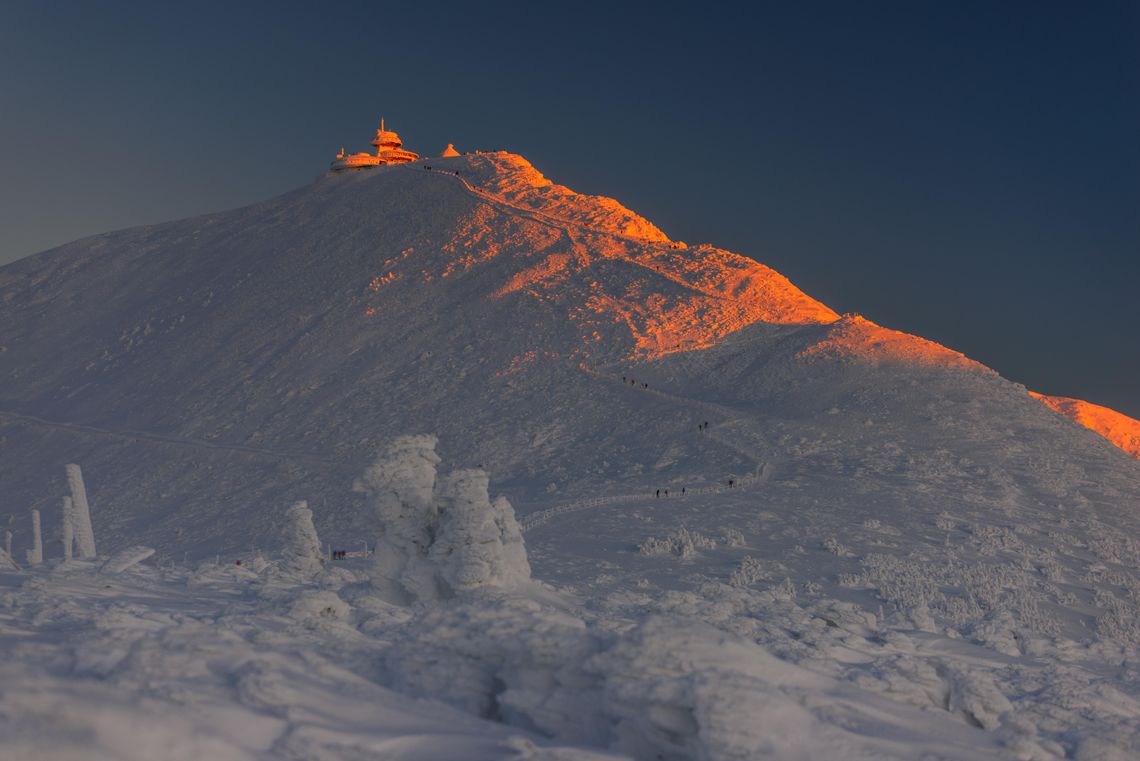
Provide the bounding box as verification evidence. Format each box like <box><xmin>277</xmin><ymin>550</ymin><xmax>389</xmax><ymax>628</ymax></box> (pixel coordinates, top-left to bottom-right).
<box><xmin>2</xmin><ymin>1</ymin><xmax>1137</xmax><ymax>416</ymax></box>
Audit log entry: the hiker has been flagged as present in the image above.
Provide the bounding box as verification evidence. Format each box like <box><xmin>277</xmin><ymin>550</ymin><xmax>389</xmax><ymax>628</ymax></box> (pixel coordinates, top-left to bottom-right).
<box><xmin>664</xmin><ymin>490</ymin><xmax>669</xmax><ymax>497</ymax></box>
<box><xmin>729</xmin><ymin>479</ymin><xmax>734</xmax><ymax>488</ymax></box>
<box><xmin>656</xmin><ymin>489</ymin><xmax>660</xmax><ymax>498</ymax></box>
<box><xmin>682</xmin><ymin>487</ymin><xmax>686</xmax><ymax>496</ymax></box>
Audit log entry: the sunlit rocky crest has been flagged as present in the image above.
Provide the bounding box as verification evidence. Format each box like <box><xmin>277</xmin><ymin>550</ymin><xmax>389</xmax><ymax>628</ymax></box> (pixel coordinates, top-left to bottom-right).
<box><xmin>329</xmin><ymin>120</ymin><xmax>1138</xmax><ymax>457</ymax></box>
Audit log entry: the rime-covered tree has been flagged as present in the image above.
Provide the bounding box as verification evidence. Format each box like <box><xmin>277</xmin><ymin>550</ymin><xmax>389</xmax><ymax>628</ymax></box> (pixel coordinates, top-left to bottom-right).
<box><xmin>26</xmin><ymin>509</ymin><xmax>42</xmax><ymax>566</ymax></box>
<box><xmin>432</xmin><ymin>469</ymin><xmax>531</xmax><ymax>594</ymax></box>
<box><xmin>357</xmin><ymin>435</ymin><xmax>531</xmax><ymax>603</ymax></box>
<box><xmin>65</xmin><ymin>464</ymin><xmax>96</xmax><ymax>558</ymax></box>
<box><xmin>281</xmin><ymin>501</ymin><xmax>323</xmax><ymax>576</ymax></box>
<box><xmin>61</xmin><ymin>496</ymin><xmax>76</xmax><ymax>561</ymax></box>
<box><xmin>355</xmin><ymin>434</ymin><xmax>443</xmax><ymax>602</ymax></box>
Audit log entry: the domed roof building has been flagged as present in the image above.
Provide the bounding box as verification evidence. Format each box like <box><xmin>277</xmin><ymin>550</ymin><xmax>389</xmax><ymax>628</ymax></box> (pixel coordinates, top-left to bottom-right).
<box><xmin>331</xmin><ymin>118</ymin><xmax>419</xmax><ymax>171</ymax></box>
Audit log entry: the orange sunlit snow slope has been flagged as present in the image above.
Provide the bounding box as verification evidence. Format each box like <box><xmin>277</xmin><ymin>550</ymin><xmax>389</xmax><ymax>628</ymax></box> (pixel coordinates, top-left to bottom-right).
<box><xmin>1029</xmin><ymin>392</ymin><xmax>1140</xmax><ymax>460</ymax></box>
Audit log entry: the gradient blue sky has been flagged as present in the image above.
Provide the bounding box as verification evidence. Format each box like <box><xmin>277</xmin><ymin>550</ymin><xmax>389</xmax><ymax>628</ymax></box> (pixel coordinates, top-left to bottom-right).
<box><xmin>2</xmin><ymin>1</ymin><xmax>1137</xmax><ymax>416</ymax></box>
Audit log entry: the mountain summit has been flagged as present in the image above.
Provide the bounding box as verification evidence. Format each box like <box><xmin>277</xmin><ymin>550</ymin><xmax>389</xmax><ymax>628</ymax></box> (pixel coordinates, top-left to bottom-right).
<box><xmin>0</xmin><ymin>150</ymin><xmax>1136</xmax><ymax>555</ymax></box>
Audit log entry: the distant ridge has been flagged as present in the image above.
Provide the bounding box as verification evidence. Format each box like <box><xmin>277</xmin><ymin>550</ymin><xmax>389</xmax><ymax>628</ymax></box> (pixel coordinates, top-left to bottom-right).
<box><xmin>1030</xmin><ymin>392</ymin><xmax>1140</xmax><ymax>460</ymax></box>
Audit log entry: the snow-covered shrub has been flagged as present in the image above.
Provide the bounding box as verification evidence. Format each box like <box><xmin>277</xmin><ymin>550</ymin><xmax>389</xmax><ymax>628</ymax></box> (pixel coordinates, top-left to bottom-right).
<box><xmin>773</xmin><ymin>577</ymin><xmax>798</xmax><ymax>601</ymax></box>
<box><xmin>1094</xmin><ymin>589</ymin><xmax>1140</xmax><ymax>647</ymax></box>
<box><xmin>639</xmin><ymin>527</ymin><xmax>716</xmax><ymax>559</ymax></box>
<box><xmin>721</xmin><ymin>527</ymin><xmax>746</xmax><ymax>547</ymax></box>
<box><xmin>822</xmin><ymin>536</ymin><xmax>849</xmax><ymax>556</ymax></box>
<box><xmin>355</xmin><ymin>434</ymin><xmax>530</xmax><ymax>603</ymax></box>
<box><xmin>729</xmin><ymin>556</ymin><xmax>766</xmax><ymax>588</ymax></box>
<box><xmin>859</xmin><ymin>554</ymin><xmax>940</xmax><ymax>609</ymax></box>
<box><xmin>280</xmin><ymin>501</ymin><xmax>323</xmax><ymax>577</ymax></box>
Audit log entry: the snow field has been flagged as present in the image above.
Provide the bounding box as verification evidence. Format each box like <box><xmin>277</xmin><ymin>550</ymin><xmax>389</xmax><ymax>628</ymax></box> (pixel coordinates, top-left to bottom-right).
<box><xmin>7</xmin><ymin>438</ymin><xmax>1140</xmax><ymax>760</ymax></box>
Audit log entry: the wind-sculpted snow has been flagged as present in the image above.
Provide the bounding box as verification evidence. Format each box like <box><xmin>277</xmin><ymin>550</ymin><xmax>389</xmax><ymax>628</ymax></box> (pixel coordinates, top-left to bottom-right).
<box><xmin>9</xmin><ymin>527</ymin><xmax>1138</xmax><ymax>760</ymax></box>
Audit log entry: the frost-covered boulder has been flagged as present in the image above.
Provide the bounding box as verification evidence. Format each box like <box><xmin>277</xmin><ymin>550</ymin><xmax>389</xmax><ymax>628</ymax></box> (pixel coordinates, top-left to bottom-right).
<box><xmin>280</xmin><ymin>501</ymin><xmax>323</xmax><ymax>577</ymax></box>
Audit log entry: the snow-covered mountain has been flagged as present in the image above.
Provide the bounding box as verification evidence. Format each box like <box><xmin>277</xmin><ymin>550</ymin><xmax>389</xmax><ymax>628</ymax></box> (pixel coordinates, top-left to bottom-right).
<box><xmin>1</xmin><ymin>151</ymin><xmax>1135</xmax><ymax>554</ymax></box>
<box><xmin>2</xmin><ymin>150</ymin><xmax>1140</xmax><ymax>759</ymax></box>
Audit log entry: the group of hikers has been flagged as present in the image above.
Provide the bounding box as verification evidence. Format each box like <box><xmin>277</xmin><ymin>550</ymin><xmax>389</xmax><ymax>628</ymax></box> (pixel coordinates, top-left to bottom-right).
<box><xmin>654</xmin><ymin>479</ymin><xmax>734</xmax><ymax>498</ymax></box>
<box><xmin>423</xmin><ymin>165</ymin><xmax>461</xmax><ymax>178</ymax></box>
<box><xmin>615</xmin><ymin>373</ymin><xmax>741</xmax><ymax>497</ymax></box>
